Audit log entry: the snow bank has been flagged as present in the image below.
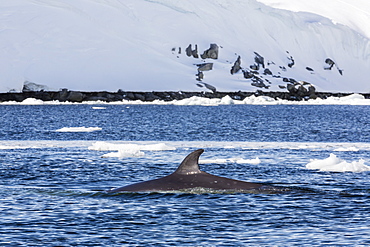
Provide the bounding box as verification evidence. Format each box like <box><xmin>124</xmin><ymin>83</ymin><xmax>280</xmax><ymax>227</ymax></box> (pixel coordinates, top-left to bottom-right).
<box><xmin>56</xmin><ymin>127</ymin><xmax>102</xmax><ymax>132</ymax></box>
<box><xmin>88</xmin><ymin>141</ymin><xmax>176</xmax><ymax>158</ymax></box>
<box><xmin>306</xmin><ymin>153</ymin><xmax>370</xmax><ymax>172</ymax></box>
<box><xmin>1</xmin><ymin>0</ymin><xmax>369</xmax><ymax>93</ymax></box>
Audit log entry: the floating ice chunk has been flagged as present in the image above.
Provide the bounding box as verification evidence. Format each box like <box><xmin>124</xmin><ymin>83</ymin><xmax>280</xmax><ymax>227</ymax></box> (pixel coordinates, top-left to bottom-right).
<box><xmin>235</xmin><ymin>157</ymin><xmax>261</xmax><ymax>164</ymax></box>
<box><xmin>334</xmin><ymin>147</ymin><xmax>360</xmax><ymax>152</ymax></box>
<box><xmin>92</xmin><ymin>106</ymin><xmax>106</xmax><ymax>109</ymax></box>
<box><xmin>199</xmin><ymin>158</ymin><xmax>229</xmax><ymax>164</ymax></box>
<box><xmin>199</xmin><ymin>157</ymin><xmax>261</xmax><ymax>164</ymax></box>
<box><xmin>140</xmin><ymin>143</ymin><xmax>177</xmax><ymax>151</ymax></box>
<box><xmin>102</xmin><ymin>149</ymin><xmax>145</xmax><ymax>158</ymax></box>
<box><xmin>89</xmin><ymin>141</ymin><xmax>176</xmax><ymax>158</ymax></box>
<box><xmin>88</xmin><ymin>142</ymin><xmax>176</xmax><ymax>151</ymax></box>
<box><xmin>306</xmin><ymin>153</ymin><xmax>370</xmax><ymax>172</ymax></box>
<box><xmin>56</xmin><ymin>127</ymin><xmax>102</xmax><ymax>132</ymax></box>
<box><xmin>0</xmin><ymin>145</ymin><xmax>28</xmax><ymax>150</ymax></box>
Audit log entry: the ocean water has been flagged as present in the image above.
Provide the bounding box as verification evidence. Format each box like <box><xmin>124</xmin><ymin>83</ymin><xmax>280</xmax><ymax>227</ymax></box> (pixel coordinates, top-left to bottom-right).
<box><xmin>1</xmin><ymin>104</ymin><xmax>370</xmax><ymax>246</ymax></box>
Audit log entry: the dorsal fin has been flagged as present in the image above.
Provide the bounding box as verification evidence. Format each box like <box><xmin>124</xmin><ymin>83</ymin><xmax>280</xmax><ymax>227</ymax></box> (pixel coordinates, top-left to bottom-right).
<box><xmin>174</xmin><ymin>149</ymin><xmax>204</xmax><ymax>175</ymax></box>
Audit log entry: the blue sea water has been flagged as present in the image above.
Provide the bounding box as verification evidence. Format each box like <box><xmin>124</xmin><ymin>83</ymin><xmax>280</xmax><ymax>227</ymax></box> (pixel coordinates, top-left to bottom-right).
<box><xmin>1</xmin><ymin>104</ymin><xmax>370</xmax><ymax>246</ymax></box>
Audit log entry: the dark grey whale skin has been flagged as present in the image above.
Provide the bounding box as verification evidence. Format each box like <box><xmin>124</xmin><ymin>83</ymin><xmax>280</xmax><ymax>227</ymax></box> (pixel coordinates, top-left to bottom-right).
<box><xmin>108</xmin><ymin>149</ymin><xmax>267</xmax><ymax>193</ymax></box>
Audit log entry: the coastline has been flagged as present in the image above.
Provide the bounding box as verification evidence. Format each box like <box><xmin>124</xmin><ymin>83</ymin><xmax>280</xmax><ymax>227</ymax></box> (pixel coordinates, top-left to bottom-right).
<box><xmin>1</xmin><ymin>90</ymin><xmax>369</xmax><ymax>103</ymax></box>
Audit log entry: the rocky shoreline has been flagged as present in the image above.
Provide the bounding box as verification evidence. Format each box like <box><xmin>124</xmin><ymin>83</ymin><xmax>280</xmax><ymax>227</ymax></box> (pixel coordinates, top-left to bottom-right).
<box><xmin>0</xmin><ymin>89</ymin><xmax>369</xmax><ymax>103</ymax></box>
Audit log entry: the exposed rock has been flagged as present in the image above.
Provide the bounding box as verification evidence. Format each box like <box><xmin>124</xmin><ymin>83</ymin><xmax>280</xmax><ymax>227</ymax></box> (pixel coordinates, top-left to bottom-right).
<box><xmin>1</xmin><ymin>90</ymin><xmax>368</xmax><ymax>103</ymax></box>
<box><xmin>230</xmin><ymin>56</ymin><xmax>242</xmax><ymax>74</ymax></box>
<box><xmin>243</xmin><ymin>70</ymin><xmax>254</xmax><ymax>79</ymax></box>
<box><xmin>125</xmin><ymin>92</ymin><xmax>136</xmax><ymax>100</ymax></box>
<box><xmin>251</xmin><ymin>76</ymin><xmax>269</xmax><ymax>89</ymax></box>
<box><xmin>186</xmin><ymin>44</ymin><xmax>192</xmax><ymax>56</ymax></box>
<box><xmin>196</xmin><ymin>63</ymin><xmax>213</xmax><ymax>71</ymax></box>
<box><xmin>22</xmin><ymin>81</ymin><xmax>50</xmax><ymax>92</ymax></box>
<box><xmin>186</xmin><ymin>44</ymin><xmax>198</xmax><ymax>58</ymax></box>
<box><xmin>144</xmin><ymin>92</ymin><xmax>161</xmax><ymax>101</ymax></box>
<box><xmin>67</xmin><ymin>91</ymin><xmax>85</xmax><ymax>102</ymax></box>
<box><xmin>287</xmin><ymin>83</ymin><xmax>297</xmax><ymax>94</ymax></box>
<box><xmin>279</xmin><ymin>66</ymin><xmax>287</xmax><ymax>71</ymax></box>
<box><xmin>263</xmin><ymin>68</ymin><xmax>273</xmax><ymax>75</ymax></box>
<box><xmin>250</xmin><ymin>64</ymin><xmax>259</xmax><ymax>70</ymax></box>
<box><xmin>306</xmin><ymin>67</ymin><xmax>314</xmax><ymax>72</ymax></box>
<box><xmin>297</xmin><ymin>85</ymin><xmax>308</xmax><ymax>96</ymax></box>
<box><xmin>254</xmin><ymin>52</ymin><xmax>265</xmax><ymax>69</ymax></box>
<box><xmin>201</xmin><ymin>43</ymin><xmax>219</xmax><ymax>59</ymax></box>
<box><xmin>308</xmin><ymin>85</ymin><xmax>316</xmax><ymax>95</ymax></box>
<box><xmin>286</xmin><ymin>80</ymin><xmax>316</xmax><ymax>98</ymax></box>
<box><xmin>134</xmin><ymin>93</ymin><xmax>145</xmax><ymax>101</ymax></box>
<box><xmin>196</xmin><ymin>71</ymin><xmax>204</xmax><ymax>81</ymax></box>
<box><xmin>57</xmin><ymin>89</ymin><xmax>69</xmax><ymax>101</ymax></box>
<box><xmin>287</xmin><ymin>52</ymin><xmax>295</xmax><ymax>68</ymax></box>
<box><xmin>324</xmin><ymin>58</ymin><xmax>335</xmax><ymax>70</ymax></box>
<box><xmin>201</xmin><ymin>82</ymin><xmax>217</xmax><ymax>93</ymax></box>
<box><xmin>192</xmin><ymin>45</ymin><xmax>199</xmax><ymax>58</ymax></box>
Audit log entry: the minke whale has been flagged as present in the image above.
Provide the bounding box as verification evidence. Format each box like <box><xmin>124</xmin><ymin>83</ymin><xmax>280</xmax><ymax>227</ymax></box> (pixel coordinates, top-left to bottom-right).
<box><xmin>108</xmin><ymin>149</ymin><xmax>274</xmax><ymax>193</ymax></box>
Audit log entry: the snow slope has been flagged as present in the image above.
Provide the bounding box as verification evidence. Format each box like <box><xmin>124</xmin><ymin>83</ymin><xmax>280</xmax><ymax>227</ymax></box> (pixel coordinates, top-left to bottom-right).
<box><xmin>256</xmin><ymin>0</ymin><xmax>370</xmax><ymax>39</ymax></box>
<box><xmin>0</xmin><ymin>0</ymin><xmax>369</xmax><ymax>93</ymax></box>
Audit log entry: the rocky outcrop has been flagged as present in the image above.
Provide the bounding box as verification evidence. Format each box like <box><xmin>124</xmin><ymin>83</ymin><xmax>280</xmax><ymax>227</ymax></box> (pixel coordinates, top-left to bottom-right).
<box><xmin>196</xmin><ymin>63</ymin><xmax>213</xmax><ymax>72</ymax></box>
<box><xmin>185</xmin><ymin>44</ymin><xmax>199</xmax><ymax>58</ymax></box>
<box><xmin>1</xmin><ymin>90</ymin><xmax>368</xmax><ymax>103</ymax></box>
<box><xmin>230</xmin><ymin>56</ymin><xmax>242</xmax><ymax>75</ymax></box>
<box><xmin>324</xmin><ymin>58</ymin><xmax>343</xmax><ymax>75</ymax></box>
<box><xmin>22</xmin><ymin>81</ymin><xmax>50</xmax><ymax>92</ymax></box>
<box><xmin>253</xmin><ymin>52</ymin><xmax>265</xmax><ymax>69</ymax></box>
<box><xmin>201</xmin><ymin>43</ymin><xmax>219</xmax><ymax>59</ymax></box>
<box><xmin>173</xmin><ymin>44</ymin><xmax>347</xmax><ymax>94</ymax></box>
<box><xmin>286</xmin><ymin>81</ymin><xmax>316</xmax><ymax>99</ymax></box>
<box><xmin>324</xmin><ymin>58</ymin><xmax>335</xmax><ymax>70</ymax></box>
<box><xmin>287</xmin><ymin>51</ymin><xmax>295</xmax><ymax>68</ymax></box>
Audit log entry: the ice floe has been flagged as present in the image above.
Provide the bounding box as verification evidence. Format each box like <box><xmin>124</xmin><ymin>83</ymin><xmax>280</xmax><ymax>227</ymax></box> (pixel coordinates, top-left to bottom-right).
<box><xmin>200</xmin><ymin>157</ymin><xmax>261</xmax><ymax>165</ymax></box>
<box><xmin>88</xmin><ymin>141</ymin><xmax>176</xmax><ymax>158</ymax></box>
<box><xmin>306</xmin><ymin>153</ymin><xmax>370</xmax><ymax>172</ymax></box>
<box><xmin>56</xmin><ymin>127</ymin><xmax>102</xmax><ymax>132</ymax></box>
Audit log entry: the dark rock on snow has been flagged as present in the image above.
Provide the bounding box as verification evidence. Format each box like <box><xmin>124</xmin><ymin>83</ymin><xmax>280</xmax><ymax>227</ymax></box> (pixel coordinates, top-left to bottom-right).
<box><xmin>201</xmin><ymin>43</ymin><xmax>219</xmax><ymax>59</ymax></box>
<box><xmin>196</xmin><ymin>63</ymin><xmax>213</xmax><ymax>72</ymax></box>
<box><xmin>230</xmin><ymin>56</ymin><xmax>242</xmax><ymax>74</ymax></box>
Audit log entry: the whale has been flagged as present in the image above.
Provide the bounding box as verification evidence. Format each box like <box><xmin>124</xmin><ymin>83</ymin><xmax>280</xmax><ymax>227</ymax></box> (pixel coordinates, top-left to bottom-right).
<box><xmin>108</xmin><ymin>149</ymin><xmax>273</xmax><ymax>193</ymax></box>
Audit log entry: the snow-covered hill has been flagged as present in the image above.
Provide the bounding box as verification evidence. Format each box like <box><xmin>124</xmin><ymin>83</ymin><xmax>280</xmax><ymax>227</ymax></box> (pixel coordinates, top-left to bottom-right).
<box><xmin>1</xmin><ymin>0</ymin><xmax>369</xmax><ymax>93</ymax></box>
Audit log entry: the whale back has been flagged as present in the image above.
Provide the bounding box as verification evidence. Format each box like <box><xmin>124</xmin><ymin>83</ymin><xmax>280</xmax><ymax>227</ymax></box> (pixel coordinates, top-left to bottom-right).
<box><xmin>173</xmin><ymin>149</ymin><xmax>203</xmax><ymax>175</ymax></box>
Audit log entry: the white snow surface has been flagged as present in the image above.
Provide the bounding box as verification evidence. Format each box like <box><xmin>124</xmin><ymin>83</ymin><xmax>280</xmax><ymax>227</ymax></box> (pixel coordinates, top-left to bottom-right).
<box><xmin>257</xmin><ymin>0</ymin><xmax>370</xmax><ymax>39</ymax></box>
<box><xmin>1</xmin><ymin>0</ymin><xmax>370</xmax><ymax>93</ymax></box>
